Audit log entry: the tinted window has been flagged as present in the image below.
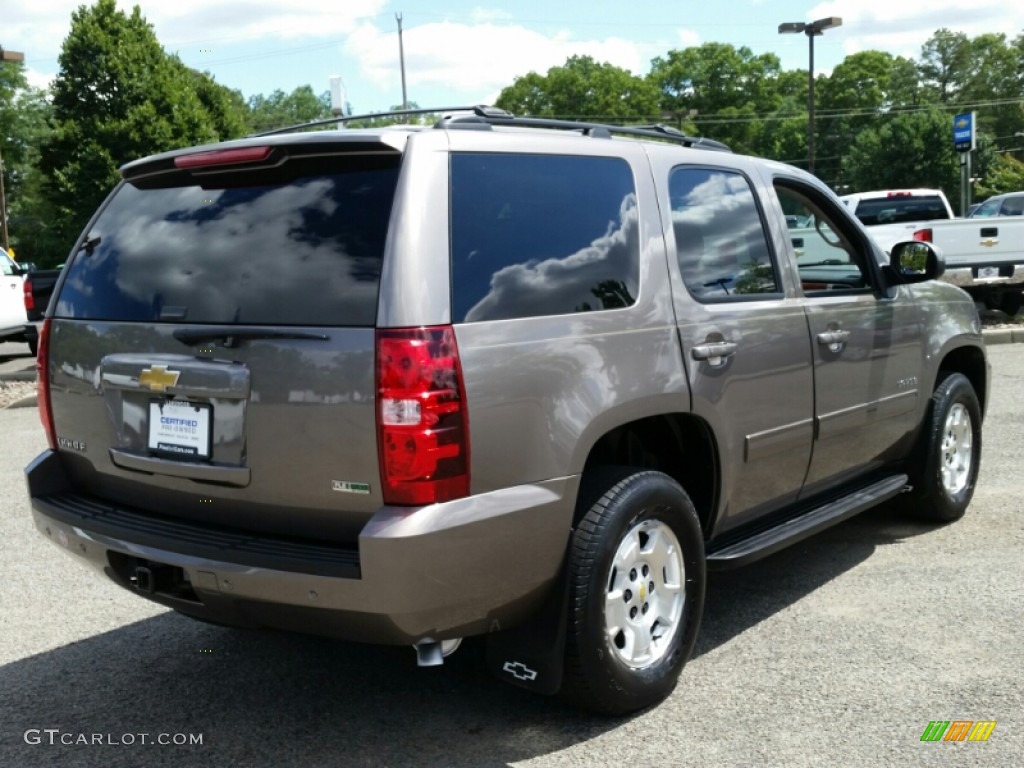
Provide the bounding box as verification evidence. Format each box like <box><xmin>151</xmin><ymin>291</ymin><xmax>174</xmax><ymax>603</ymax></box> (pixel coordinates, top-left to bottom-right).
<box><xmin>55</xmin><ymin>155</ymin><xmax>400</xmax><ymax>326</ymax></box>
<box><xmin>670</xmin><ymin>168</ymin><xmax>778</xmax><ymax>299</ymax></box>
<box><xmin>450</xmin><ymin>153</ymin><xmax>638</xmax><ymax>323</ymax></box>
<box><xmin>853</xmin><ymin>196</ymin><xmax>947</xmax><ymax>225</ymax></box>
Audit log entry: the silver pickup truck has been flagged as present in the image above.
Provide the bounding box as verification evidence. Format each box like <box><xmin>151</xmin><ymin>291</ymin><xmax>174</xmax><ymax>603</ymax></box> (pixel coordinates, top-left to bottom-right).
<box><xmin>25</xmin><ymin>107</ymin><xmax>988</xmax><ymax>715</ymax></box>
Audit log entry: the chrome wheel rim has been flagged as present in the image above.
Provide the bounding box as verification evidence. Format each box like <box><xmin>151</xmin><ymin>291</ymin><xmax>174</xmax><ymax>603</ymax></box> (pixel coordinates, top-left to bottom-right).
<box><xmin>604</xmin><ymin>516</ymin><xmax>685</xmax><ymax>669</ymax></box>
<box><xmin>941</xmin><ymin>403</ymin><xmax>973</xmax><ymax>495</ymax></box>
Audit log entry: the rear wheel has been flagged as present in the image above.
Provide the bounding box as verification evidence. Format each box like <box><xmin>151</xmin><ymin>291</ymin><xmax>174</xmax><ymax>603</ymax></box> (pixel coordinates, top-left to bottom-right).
<box><xmin>902</xmin><ymin>372</ymin><xmax>982</xmax><ymax>523</ymax></box>
<box><xmin>561</xmin><ymin>468</ymin><xmax>705</xmax><ymax>715</ymax></box>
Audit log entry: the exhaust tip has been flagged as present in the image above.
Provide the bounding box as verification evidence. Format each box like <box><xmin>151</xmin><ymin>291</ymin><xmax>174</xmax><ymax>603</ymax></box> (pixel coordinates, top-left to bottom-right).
<box><xmin>413</xmin><ymin>638</ymin><xmax>462</xmax><ymax>667</ymax></box>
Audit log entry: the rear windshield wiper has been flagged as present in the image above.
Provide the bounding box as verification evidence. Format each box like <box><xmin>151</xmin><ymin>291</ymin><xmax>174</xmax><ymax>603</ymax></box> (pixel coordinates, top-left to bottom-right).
<box><xmin>78</xmin><ymin>234</ymin><xmax>101</xmax><ymax>255</ymax></box>
<box><xmin>173</xmin><ymin>328</ymin><xmax>330</xmax><ymax>348</ymax></box>
<box><xmin>798</xmin><ymin>259</ymin><xmax>851</xmax><ymax>267</ymax></box>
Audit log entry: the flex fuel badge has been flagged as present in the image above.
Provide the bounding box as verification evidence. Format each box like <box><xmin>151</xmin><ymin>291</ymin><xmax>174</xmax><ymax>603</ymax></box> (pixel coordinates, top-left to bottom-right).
<box><xmin>332</xmin><ymin>480</ymin><xmax>371</xmax><ymax>495</ymax></box>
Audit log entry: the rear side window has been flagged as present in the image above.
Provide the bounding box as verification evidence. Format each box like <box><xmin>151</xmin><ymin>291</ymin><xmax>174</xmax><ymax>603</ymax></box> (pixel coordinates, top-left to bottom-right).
<box><xmin>450</xmin><ymin>153</ymin><xmax>639</xmax><ymax>323</ymax></box>
<box><xmin>853</xmin><ymin>196</ymin><xmax>947</xmax><ymax>225</ymax></box>
<box><xmin>55</xmin><ymin>154</ymin><xmax>400</xmax><ymax>326</ymax></box>
<box><xmin>670</xmin><ymin>167</ymin><xmax>779</xmax><ymax>300</ymax></box>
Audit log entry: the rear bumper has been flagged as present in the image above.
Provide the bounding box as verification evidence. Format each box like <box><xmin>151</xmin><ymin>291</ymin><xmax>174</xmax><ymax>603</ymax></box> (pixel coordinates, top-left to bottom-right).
<box><xmin>26</xmin><ymin>450</ymin><xmax>576</xmax><ymax>645</ymax></box>
<box><xmin>942</xmin><ymin>264</ymin><xmax>1024</xmax><ymax>288</ymax></box>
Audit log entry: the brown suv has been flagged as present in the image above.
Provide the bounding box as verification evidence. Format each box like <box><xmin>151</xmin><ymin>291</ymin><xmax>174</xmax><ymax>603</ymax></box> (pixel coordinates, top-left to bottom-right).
<box><xmin>26</xmin><ymin>107</ymin><xmax>988</xmax><ymax>714</ymax></box>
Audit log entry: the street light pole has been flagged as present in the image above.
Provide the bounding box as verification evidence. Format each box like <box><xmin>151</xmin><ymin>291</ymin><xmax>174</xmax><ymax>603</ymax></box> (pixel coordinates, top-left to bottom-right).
<box><xmin>0</xmin><ymin>46</ymin><xmax>26</xmax><ymax>253</ymax></box>
<box><xmin>778</xmin><ymin>17</ymin><xmax>842</xmax><ymax>176</ymax></box>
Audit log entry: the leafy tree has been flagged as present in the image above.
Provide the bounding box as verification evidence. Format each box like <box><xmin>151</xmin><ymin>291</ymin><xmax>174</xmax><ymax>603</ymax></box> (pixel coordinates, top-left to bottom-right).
<box><xmin>39</xmin><ymin>0</ymin><xmax>244</xmax><ymax>254</ymax></box>
<box><xmin>1</xmin><ymin>59</ymin><xmax>61</xmax><ymax>264</ymax></box>
<box><xmin>918</xmin><ymin>29</ymin><xmax>971</xmax><ymax>103</ymax></box>
<box><xmin>843</xmin><ymin>107</ymin><xmax>960</xmax><ymax>208</ymax></box>
<box><xmin>496</xmin><ymin>55</ymin><xmax>660</xmax><ymax>120</ymax></box>
<box><xmin>648</xmin><ymin>44</ymin><xmax>783</xmax><ymax>154</ymax></box>
<box><xmin>975</xmin><ymin>153</ymin><xmax>1024</xmax><ymax>198</ymax></box>
<box><xmin>247</xmin><ymin>85</ymin><xmax>332</xmax><ymax>133</ymax></box>
<box><xmin>816</xmin><ymin>52</ymin><xmax>924</xmax><ymax>186</ymax></box>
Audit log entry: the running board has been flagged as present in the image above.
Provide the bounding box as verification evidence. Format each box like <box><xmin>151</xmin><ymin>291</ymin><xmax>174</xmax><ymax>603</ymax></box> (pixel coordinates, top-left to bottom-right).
<box><xmin>706</xmin><ymin>474</ymin><xmax>909</xmax><ymax>570</ymax></box>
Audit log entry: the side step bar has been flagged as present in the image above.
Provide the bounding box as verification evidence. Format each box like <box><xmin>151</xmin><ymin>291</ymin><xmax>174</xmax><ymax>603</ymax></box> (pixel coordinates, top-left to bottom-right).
<box><xmin>706</xmin><ymin>474</ymin><xmax>909</xmax><ymax>570</ymax></box>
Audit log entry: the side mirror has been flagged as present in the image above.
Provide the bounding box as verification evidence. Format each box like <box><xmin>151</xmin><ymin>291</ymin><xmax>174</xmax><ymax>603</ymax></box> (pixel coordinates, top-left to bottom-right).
<box><xmin>888</xmin><ymin>240</ymin><xmax>944</xmax><ymax>284</ymax></box>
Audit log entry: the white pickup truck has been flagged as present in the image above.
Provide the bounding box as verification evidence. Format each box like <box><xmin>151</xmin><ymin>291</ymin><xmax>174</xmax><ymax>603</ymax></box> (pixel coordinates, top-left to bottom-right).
<box><xmin>840</xmin><ymin>189</ymin><xmax>1024</xmax><ymax>315</ymax></box>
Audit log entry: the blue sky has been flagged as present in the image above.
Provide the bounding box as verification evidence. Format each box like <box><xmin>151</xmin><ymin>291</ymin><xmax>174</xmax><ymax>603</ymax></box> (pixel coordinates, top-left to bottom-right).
<box><xmin>7</xmin><ymin>1</ymin><xmax>1023</xmax><ymax>115</ymax></box>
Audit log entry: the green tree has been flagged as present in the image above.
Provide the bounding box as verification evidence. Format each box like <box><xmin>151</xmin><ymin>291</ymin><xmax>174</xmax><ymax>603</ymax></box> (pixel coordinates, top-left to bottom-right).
<box><xmin>843</xmin><ymin>107</ymin><xmax>960</xmax><ymax>208</ymax></box>
<box><xmin>39</xmin><ymin>0</ymin><xmax>243</xmax><ymax>253</ymax></box>
<box><xmin>648</xmin><ymin>44</ymin><xmax>783</xmax><ymax>154</ymax></box>
<box><xmin>918</xmin><ymin>29</ymin><xmax>971</xmax><ymax>103</ymax></box>
<box><xmin>976</xmin><ymin>153</ymin><xmax>1024</xmax><ymax>198</ymax></box>
<box><xmin>247</xmin><ymin>85</ymin><xmax>332</xmax><ymax>133</ymax></box>
<box><xmin>1</xmin><ymin>58</ymin><xmax>61</xmax><ymax>264</ymax></box>
<box><xmin>816</xmin><ymin>51</ymin><xmax>924</xmax><ymax>187</ymax></box>
<box><xmin>496</xmin><ymin>55</ymin><xmax>660</xmax><ymax>120</ymax></box>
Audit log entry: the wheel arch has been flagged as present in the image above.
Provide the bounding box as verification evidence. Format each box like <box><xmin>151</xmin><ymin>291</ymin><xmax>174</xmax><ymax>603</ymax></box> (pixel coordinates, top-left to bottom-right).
<box><xmin>935</xmin><ymin>342</ymin><xmax>988</xmax><ymax>418</ymax></box>
<box><xmin>578</xmin><ymin>413</ymin><xmax>719</xmax><ymax>537</ymax></box>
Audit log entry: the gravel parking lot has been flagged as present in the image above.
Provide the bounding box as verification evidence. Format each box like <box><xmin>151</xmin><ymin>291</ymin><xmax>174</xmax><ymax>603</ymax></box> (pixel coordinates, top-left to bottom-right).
<box><xmin>0</xmin><ymin>342</ymin><xmax>1021</xmax><ymax>767</ymax></box>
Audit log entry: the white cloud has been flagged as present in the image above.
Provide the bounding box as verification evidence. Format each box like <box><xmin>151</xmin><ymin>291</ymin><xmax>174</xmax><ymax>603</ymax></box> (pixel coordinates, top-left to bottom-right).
<box><xmin>3</xmin><ymin>0</ymin><xmax>387</xmax><ymax>71</ymax></box>
<box><xmin>809</xmin><ymin>0</ymin><xmax>1024</xmax><ymax>61</ymax></box>
<box><xmin>343</xmin><ymin>20</ymin><xmax>648</xmax><ymax>104</ymax></box>
<box><xmin>676</xmin><ymin>29</ymin><xmax>701</xmax><ymax>47</ymax></box>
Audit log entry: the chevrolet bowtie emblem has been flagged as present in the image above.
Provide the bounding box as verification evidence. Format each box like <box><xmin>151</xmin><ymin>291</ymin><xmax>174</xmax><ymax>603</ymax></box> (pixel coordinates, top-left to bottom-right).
<box><xmin>980</xmin><ymin>239</ymin><xmax>997</xmax><ymax>247</ymax></box>
<box><xmin>138</xmin><ymin>365</ymin><xmax>180</xmax><ymax>392</ymax></box>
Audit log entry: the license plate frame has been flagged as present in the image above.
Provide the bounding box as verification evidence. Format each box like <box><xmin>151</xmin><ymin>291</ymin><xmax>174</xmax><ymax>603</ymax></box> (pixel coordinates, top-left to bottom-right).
<box><xmin>148</xmin><ymin>399</ymin><xmax>212</xmax><ymax>459</ymax></box>
<box><xmin>977</xmin><ymin>266</ymin><xmax>1000</xmax><ymax>279</ymax></box>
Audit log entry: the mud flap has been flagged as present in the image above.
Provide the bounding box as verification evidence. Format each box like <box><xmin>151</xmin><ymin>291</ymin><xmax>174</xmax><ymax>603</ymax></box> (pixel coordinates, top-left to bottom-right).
<box><xmin>484</xmin><ymin>564</ymin><xmax>569</xmax><ymax>695</ymax></box>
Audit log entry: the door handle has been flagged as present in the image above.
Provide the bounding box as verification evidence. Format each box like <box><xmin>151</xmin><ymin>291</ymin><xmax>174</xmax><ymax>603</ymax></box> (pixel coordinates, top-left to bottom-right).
<box><xmin>691</xmin><ymin>341</ymin><xmax>737</xmax><ymax>366</ymax></box>
<box><xmin>817</xmin><ymin>329</ymin><xmax>850</xmax><ymax>353</ymax></box>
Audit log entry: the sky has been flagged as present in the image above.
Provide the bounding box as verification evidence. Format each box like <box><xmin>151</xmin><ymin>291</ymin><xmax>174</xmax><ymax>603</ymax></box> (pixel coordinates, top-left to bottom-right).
<box><xmin>5</xmin><ymin>0</ymin><xmax>1023</xmax><ymax>116</ymax></box>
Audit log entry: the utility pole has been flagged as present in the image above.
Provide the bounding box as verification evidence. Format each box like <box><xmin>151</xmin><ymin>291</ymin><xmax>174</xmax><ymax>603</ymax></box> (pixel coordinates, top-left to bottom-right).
<box><xmin>0</xmin><ymin>46</ymin><xmax>26</xmax><ymax>253</ymax></box>
<box><xmin>396</xmin><ymin>13</ymin><xmax>408</xmax><ymax>114</ymax></box>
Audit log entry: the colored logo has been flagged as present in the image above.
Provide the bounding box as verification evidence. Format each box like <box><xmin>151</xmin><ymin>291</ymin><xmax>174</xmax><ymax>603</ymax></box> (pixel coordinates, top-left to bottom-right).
<box><xmin>139</xmin><ymin>365</ymin><xmax>181</xmax><ymax>392</ymax></box>
<box><xmin>920</xmin><ymin>720</ymin><xmax>996</xmax><ymax>742</ymax></box>
<box><xmin>955</xmin><ymin>117</ymin><xmax>969</xmax><ymax>129</ymax></box>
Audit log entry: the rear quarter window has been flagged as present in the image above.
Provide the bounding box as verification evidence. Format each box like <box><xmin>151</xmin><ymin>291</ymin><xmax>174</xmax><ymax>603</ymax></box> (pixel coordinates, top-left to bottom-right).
<box><xmin>450</xmin><ymin>153</ymin><xmax>639</xmax><ymax>323</ymax></box>
<box><xmin>54</xmin><ymin>154</ymin><xmax>400</xmax><ymax>327</ymax></box>
<box><xmin>853</xmin><ymin>196</ymin><xmax>948</xmax><ymax>225</ymax></box>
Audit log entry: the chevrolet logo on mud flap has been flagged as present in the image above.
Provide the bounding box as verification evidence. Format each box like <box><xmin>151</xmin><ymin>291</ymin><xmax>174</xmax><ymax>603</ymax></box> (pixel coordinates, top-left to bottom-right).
<box><xmin>502</xmin><ymin>661</ymin><xmax>538</xmax><ymax>682</ymax></box>
<box><xmin>139</xmin><ymin>365</ymin><xmax>180</xmax><ymax>392</ymax></box>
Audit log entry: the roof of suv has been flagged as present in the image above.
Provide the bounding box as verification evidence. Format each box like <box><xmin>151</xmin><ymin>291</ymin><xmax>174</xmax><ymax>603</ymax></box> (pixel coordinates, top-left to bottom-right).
<box><xmin>120</xmin><ymin>105</ymin><xmax>733</xmax><ymax>178</ymax></box>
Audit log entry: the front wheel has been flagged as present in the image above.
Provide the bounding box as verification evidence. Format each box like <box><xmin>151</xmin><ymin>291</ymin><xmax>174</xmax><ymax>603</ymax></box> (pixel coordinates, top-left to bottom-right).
<box><xmin>902</xmin><ymin>372</ymin><xmax>982</xmax><ymax>523</ymax></box>
<box><xmin>561</xmin><ymin>469</ymin><xmax>705</xmax><ymax>715</ymax></box>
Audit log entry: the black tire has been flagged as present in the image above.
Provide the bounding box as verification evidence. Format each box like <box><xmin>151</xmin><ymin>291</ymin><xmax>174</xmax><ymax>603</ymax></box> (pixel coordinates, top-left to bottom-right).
<box><xmin>561</xmin><ymin>468</ymin><xmax>705</xmax><ymax>715</ymax></box>
<box><xmin>902</xmin><ymin>372</ymin><xmax>982</xmax><ymax>523</ymax></box>
<box><xmin>1000</xmin><ymin>291</ymin><xmax>1022</xmax><ymax>318</ymax></box>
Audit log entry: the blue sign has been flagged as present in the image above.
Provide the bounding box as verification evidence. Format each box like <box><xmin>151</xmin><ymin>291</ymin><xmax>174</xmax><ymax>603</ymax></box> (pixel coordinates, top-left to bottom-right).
<box><xmin>953</xmin><ymin>112</ymin><xmax>975</xmax><ymax>152</ymax></box>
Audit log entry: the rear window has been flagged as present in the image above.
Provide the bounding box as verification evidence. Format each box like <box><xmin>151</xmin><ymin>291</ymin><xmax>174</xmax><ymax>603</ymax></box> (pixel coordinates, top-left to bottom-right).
<box><xmin>853</xmin><ymin>196</ymin><xmax>948</xmax><ymax>226</ymax></box>
<box><xmin>54</xmin><ymin>154</ymin><xmax>400</xmax><ymax>326</ymax></box>
<box><xmin>450</xmin><ymin>153</ymin><xmax>639</xmax><ymax>323</ymax></box>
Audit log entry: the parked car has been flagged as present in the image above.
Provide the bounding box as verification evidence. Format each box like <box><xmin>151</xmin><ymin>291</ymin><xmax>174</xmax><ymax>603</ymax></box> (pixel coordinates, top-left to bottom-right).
<box><xmin>22</xmin><ymin>266</ymin><xmax>63</xmax><ymax>355</ymax></box>
<box><xmin>968</xmin><ymin>191</ymin><xmax>1024</xmax><ymax>218</ymax></box>
<box><xmin>0</xmin><ymin>251</ymin><xmax>31</xmax><ymax>351</ymax></box>
<box><xmin>26</xmin><ymin>107</ymin><xmax>988</xmax><ymax>715</ymax></box>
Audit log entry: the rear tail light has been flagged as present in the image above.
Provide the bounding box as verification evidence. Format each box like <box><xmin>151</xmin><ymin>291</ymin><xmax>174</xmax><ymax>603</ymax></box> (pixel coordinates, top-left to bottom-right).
<box><xmin>913</xmin><ymin>229</ymin><xmax>933</xmax><ymax>243</ymax></box>
<box><xmin>37</xmin><ymin>318</ymin><xmax>56</xmax><ymax>450</ymax></box>
<box><xmin>23</xmin><ymin>279</ymin><xmax>34</xmax><ymax>312</ymax></box>
<box><xmin>376</xmin><ymin>326</ymin><xmax>469</xmax><ymax>505</ymax></box>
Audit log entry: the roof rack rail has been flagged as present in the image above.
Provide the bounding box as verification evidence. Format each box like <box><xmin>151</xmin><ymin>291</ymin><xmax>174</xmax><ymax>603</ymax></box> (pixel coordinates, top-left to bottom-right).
<box><xmin>251</xmin><ymin>104</ymin><xmax>730</xmax><ymax>152</ymax></box>
<box><xmin>251</xmin><ymin>106</ymin><xmax>482</xmax><ymax>137</ymax></box>
<box><xmin>436</xmin><ymin>109</ymin><xmax>731</xmax><ymax>151</ymax></box>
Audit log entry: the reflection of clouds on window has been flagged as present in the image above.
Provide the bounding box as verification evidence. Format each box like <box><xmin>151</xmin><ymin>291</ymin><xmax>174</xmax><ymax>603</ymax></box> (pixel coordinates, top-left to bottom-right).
<box><xmin>670</xmin><ymin>168</ymin><xmax>777</xmax><ymax>299</ymax></box>
<box><xmin>463</xmin><ymin>193</ymin><xmax>639</xmax><ymax>322</ymax></box>
<box><xmin>57</xmin><ymin>166</ymin><xmax>398</xmax><ymax>327</ymax></box>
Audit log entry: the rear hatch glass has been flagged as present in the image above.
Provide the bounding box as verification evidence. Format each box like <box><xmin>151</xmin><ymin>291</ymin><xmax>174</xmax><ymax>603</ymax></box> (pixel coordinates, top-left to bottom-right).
<box><xmin>852</xmin><ymin>195</ymin><xmax>948</xmax><ymax>226</ymax></box>
<box><xmin>47</xmin><ymin>148</ymin><xmax>400</xmax><ymax>543</ymax></box>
